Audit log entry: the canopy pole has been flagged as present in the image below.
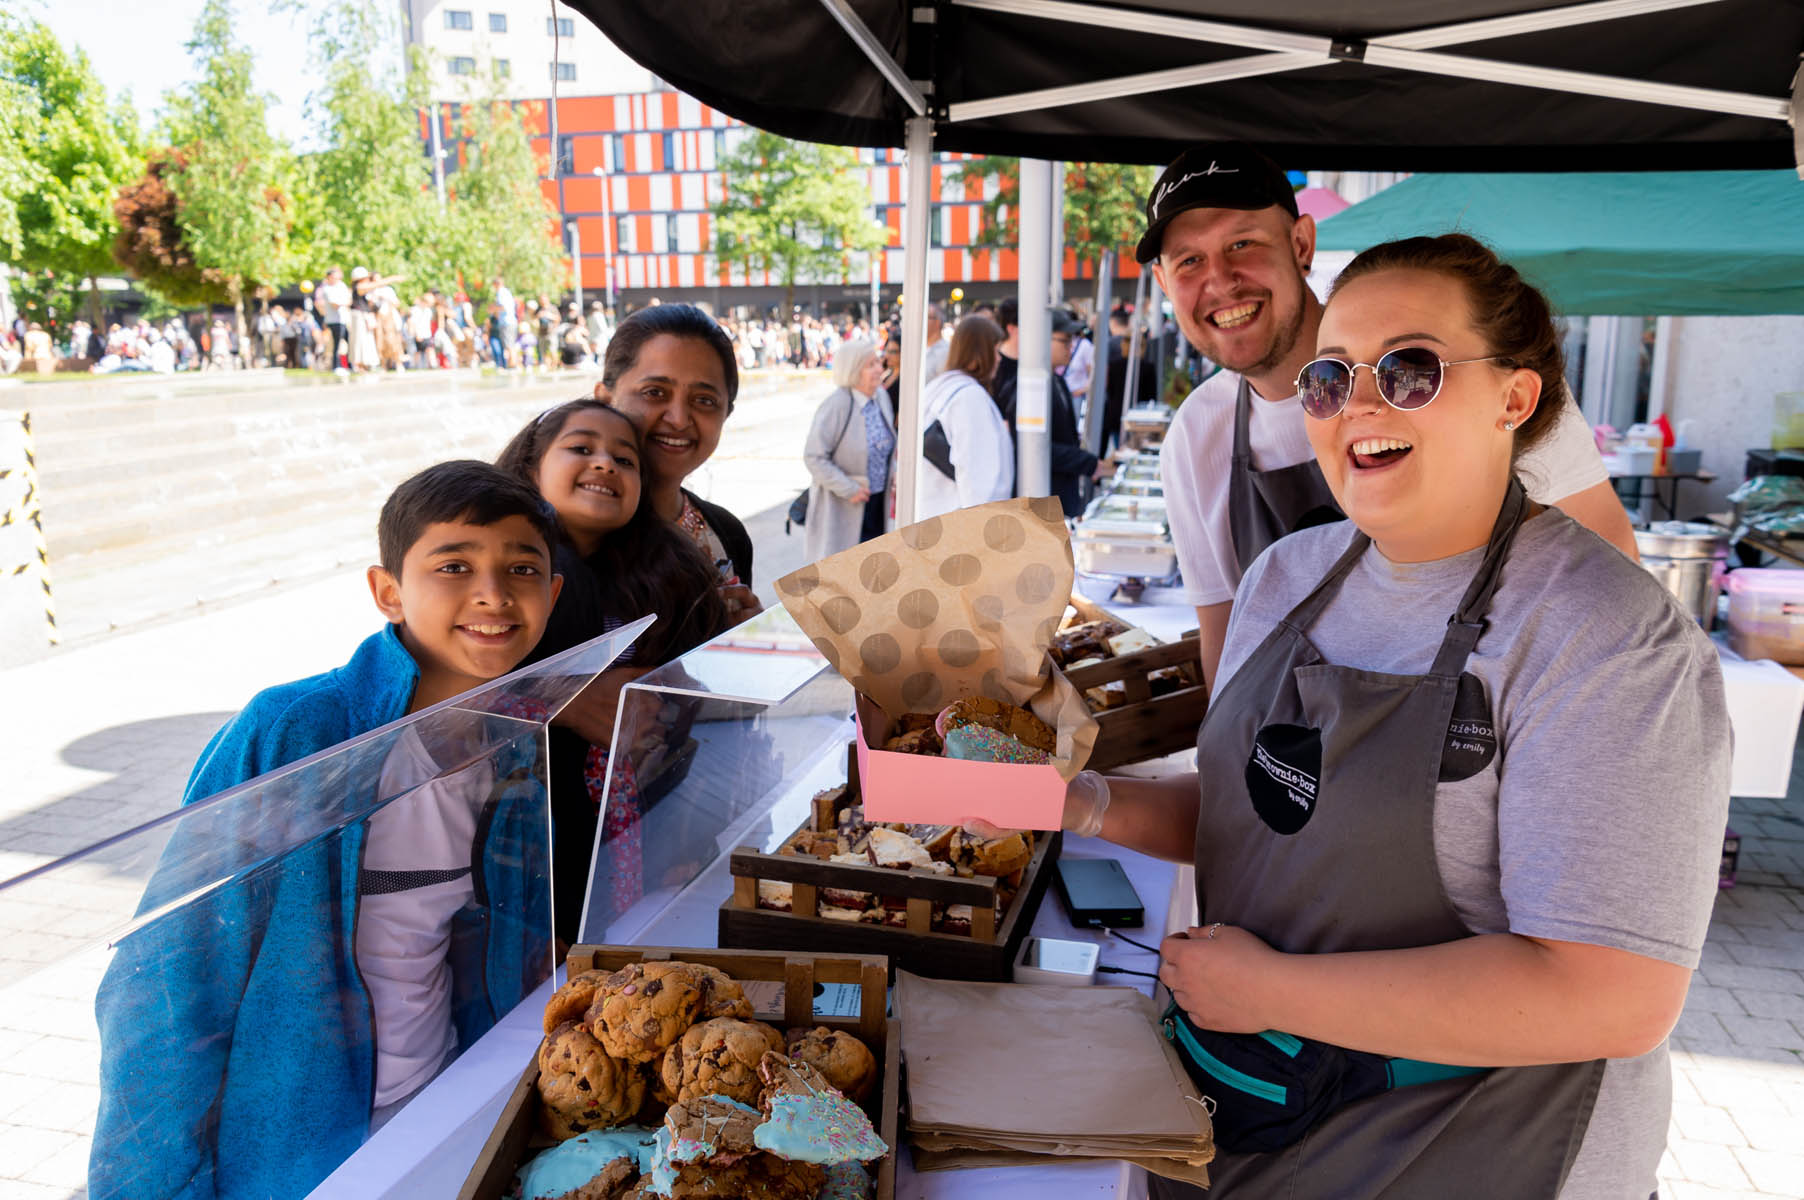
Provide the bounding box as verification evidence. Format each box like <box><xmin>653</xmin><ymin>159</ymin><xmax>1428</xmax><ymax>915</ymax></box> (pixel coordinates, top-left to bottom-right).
<box><xmin>897</xmin><ymin>115</ymin><xmax>934</xmax><ymax>526</ymax></box>
<box><xmin>1048</xmin><ymin>163</ymin><xmax>1066</xmax><ymax>306</ymax></box>
<box><xmin>1085</xmin><ymin>250</ymin><xmax>1115</xmax><ymax>458</ymax></box>
<box><xmin>1122</xmin><ymin>270</ymin><xmax>1148</xmax><ymax>441</ymax></box>
<box><xmin>1793</xmin><ymin>55</ymin><xmax>1803</xmax><ymax>178</ymax></box>
<box><xmin>1016</xmin><ymin>159</ymin><xmax>1055</xmax><ymax>503</ymax></box>
<box><xmin>817</xmin><ymin>0</ymin><xmax>928</xmax><ymax>114</ymax></box>
<box><xmin>1147</xmin><ymin>275</ymin><xmax>1168</xmax><ymax>405</ymax></box>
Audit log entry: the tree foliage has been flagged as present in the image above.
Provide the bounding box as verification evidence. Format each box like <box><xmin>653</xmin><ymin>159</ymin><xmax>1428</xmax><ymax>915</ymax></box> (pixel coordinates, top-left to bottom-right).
<box><xmin>288</xmin><ymin>4</ymin><xmax>445</xmax><ymax>288</ymax></box>
<box><xmin>711</xmin><ymin>130</ymin><xmax>887</xmax><ymax>307</ymax></box>
<box><xmin>113</xmin><ymin>147</ymin><xmax>228</xmax><ymax>307</ymax></box>
<box><xmin>951</xmin><ymin>157</ymin><xmax>1155</xmax><ymax>271</ymax></box>
<box><xmin>156</xmin><ymin>0</ymin><xmax>292</xmax><ymax>354</ymax></box>
<box><xmin>441</xmin><ymin>93</ymin><xmax>563</xmax><ymax>304</ymax></box>
<box><xmin>0</xmin><ymin>15</ymin><xmax>144</xmax><ymax>318</ymax></box>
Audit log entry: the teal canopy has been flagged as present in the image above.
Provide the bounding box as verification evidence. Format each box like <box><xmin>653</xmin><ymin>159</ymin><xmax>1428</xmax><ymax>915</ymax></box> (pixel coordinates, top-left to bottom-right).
<box><xmin>1313</xmin><ymin>172</ymin><xmax>1804</xmax><ymax>317</ymax></box>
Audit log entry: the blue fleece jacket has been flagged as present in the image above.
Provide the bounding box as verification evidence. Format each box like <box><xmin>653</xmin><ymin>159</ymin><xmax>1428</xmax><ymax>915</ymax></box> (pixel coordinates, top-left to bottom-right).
<box><xmin>89</xmin><ymin>625</ymin><xmax>553</xmax><ymax>1200</ymax></box>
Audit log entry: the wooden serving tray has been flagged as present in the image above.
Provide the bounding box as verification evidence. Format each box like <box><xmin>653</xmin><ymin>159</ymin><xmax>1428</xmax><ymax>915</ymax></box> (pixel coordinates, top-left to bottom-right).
<box><xmin>459</xmin><ymin>945</ymin><xmax>898</xmax><ymax>1200</ymax></box>
<box><xmin>1055</xmin><ymin>596</ymin><xmax>1208</xmax><ymax>771</ymax></box>
<box><xmin>718</xmin><ymin>749</ymin><xmax>1062</xmax><ymax>981</ymax></box>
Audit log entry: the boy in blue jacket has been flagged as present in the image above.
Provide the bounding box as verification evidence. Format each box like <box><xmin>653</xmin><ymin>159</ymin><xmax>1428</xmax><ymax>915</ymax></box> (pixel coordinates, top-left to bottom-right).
<box><xmin>91</xmin><ymin>461</ymin><xmax>566</xmax><ymax>1200</ymax></box>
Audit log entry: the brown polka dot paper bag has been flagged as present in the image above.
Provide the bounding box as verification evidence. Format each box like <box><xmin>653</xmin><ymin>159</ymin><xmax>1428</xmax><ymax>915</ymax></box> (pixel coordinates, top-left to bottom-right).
<box><xmin>777</xmin><ymin>498</ymin><xmax>1099</xmax><ymax>828</ymax></box>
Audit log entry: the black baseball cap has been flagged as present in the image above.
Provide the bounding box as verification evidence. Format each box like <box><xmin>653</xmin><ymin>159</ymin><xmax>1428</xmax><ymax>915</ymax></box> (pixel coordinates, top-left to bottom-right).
<box><xmin>1134</xmin><ymin>144</ymin><xmax>1299</xmax><ymax>264</ymax></box>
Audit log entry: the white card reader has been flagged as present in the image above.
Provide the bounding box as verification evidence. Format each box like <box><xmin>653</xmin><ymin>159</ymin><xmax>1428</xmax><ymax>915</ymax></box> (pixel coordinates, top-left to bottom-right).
<box><xmin>1014</xmin><ymin>936</ymin><xmax>1101</xmax><ymax>986</ymax></box>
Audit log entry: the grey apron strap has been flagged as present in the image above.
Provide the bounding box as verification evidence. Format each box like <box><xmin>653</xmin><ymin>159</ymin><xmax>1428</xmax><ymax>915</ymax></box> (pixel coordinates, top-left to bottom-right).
<box><xmin>1430</xmin><ymin>477</ymin><xmax>1531</xmax><ymax>678</ymax></box>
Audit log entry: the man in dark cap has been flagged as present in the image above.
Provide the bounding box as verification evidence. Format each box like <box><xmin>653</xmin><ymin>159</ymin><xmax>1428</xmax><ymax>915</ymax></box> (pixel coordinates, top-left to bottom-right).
<box><xmin>996</xmin><ymin>307</ymin><xmax>1105</xmax><ymax>518</ymax></box>
<box><xmin>1143</xmin><ymin>144</ymin><xmax>1635</xmax><ymax>688</ymax></box>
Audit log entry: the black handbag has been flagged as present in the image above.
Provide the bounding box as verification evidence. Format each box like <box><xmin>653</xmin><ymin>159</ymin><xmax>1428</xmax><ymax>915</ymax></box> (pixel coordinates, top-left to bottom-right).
<box><xmin>787</xmin><ymin>392</ymin><xmax>860</xmax><ymax>534</ymax></box>
<box><xmin>923</xmin><ymin>419</ymin><xmax>956</xmax><ymax>480</ymax></box>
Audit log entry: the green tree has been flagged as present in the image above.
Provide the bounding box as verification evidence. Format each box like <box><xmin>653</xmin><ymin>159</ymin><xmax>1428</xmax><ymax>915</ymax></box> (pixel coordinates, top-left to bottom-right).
<box><xmin>440</xmin><ymin>93</ymin><xmax>563</xmax><ymax>306</ymax></box>
<box><xmin>952</xmin><ymin>157</ymin><xmax>1155</xmax><ymax>273</ymax></box>
<box><xmin>0</xmin><ymin>17</ymin><xmax>144</xmax><ymax>323</ymax></box>
<box><xmin>159</xmin><ymin>0</ymin><xmax>292</xmax><ymax>365</ymax></box>
<box><xmin>288</xmin><ymin>4</ymin><xmax>445</xmax><ymax>291</ymax></box>
<box><xmin>710</xmin><ymin>130</ymin><xmax>888</xmax><ymax>312</ymax></box>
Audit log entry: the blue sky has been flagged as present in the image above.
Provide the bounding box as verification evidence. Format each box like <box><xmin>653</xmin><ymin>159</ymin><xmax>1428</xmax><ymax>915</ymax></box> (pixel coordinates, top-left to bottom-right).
<box><xmin>30</xmin><ymin>0</ymin><xmax>354</xmax><ymax>148</ymax></box>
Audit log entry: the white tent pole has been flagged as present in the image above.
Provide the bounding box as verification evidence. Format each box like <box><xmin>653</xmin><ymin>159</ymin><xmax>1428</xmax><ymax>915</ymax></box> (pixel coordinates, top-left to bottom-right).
<box><xmin>817</xmin><ymin>0</ymin><xmax>928</xmax><ymax>114</ymax></box>
<box><xmin>1048</xmin><ymin>162</ymin><xmax>1065</xmax><ymax>306</ymax></box>
<box><xmin>1122</xmin><ymin>270</ymin><xmax>1148</xmax><ymax>440</ymax></box>
<box><xmin>1016</xmin><ymin>159</ymin><xmax>1055</xmax><ymax>502</ymax></box>
<box><xmin>949</xmin><ymin>54</ymin><xmax>1316</xmax><ymax>123</ymax></box>
<box><xmin>1084</xmin><ymin>250</ymin><xmax>1115</xmax><ymax>458</ymax></box>
<box><xmin>896</xmin><ymin>115</ymin><xmax>934</xmax><ymax>526</ymax></box>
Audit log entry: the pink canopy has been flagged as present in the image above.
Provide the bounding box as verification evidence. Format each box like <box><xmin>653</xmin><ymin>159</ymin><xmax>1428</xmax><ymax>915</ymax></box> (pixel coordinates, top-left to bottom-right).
<box><xmin>1294</xmin><ymin>186</ymin><xmax>1351</xmax><ymax>220</ymax></box>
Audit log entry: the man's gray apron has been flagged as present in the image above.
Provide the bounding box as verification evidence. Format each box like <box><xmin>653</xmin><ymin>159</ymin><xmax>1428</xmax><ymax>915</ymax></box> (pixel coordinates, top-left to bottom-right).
<box><xmin>1159</xmin><ymin>480</ymin><xmax>1605</xmax><ymax>1199</ymax></box>
<box><xmin>1227</xmin><ymin>376</ymin><xmax>1343</xmax><ymax>572</ymax></box>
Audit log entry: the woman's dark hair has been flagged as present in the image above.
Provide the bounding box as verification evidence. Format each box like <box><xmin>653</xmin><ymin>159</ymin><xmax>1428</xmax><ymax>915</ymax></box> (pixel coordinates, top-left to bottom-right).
<box><xmin>601</xmin><ymin>304</ymin><xmax>739</xmax><ymax>413</ymax></box>
<box><xmin>944</xmin><ymin>314</ymin><xmax>1005</xmax><ymax>389</ymax></box>
<box><xmin>1328</xmin><ymin>233</ymin><xmax>1565</xmax><ymax>460</ymax></box>
<box><xmin>496</xmin><ymin>398</ymin><xmax>729</xmax><ymax>664</ymax></box>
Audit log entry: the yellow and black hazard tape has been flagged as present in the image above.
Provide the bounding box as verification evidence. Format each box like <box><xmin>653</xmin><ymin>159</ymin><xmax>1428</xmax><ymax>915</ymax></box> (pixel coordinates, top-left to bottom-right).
<box><xmin>0</xmin><ymin>412</ymin><xmax>58</xmax><ymax>646</ymax></box>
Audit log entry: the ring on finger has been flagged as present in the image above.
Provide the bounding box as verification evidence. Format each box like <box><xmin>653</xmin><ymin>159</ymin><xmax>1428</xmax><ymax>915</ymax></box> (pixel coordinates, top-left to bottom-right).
<box><xmin>1206</xmin><ymin>922</ymin><xmax>1222</xmax><ymax>940</ymax></box>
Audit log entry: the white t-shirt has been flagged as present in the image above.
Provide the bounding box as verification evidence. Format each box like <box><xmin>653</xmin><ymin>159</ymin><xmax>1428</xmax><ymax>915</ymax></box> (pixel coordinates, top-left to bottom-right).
<box><xmin>916</xmin><ymin>369</ymin><xmax>1014</xmax><ymax>519</ymax></box>
<box><xmin>1159</xmin><ymin>370</ymin><xmax>1610</xmax><ymax>606</ymax></box>
<box><xmin>1063</xmin><ymin>335</ymin><xmax>1094</xmax><ymax>397</ymax></box>
<box><xmin>354</xmin><ymin>726</ymin><xmax>493</xmax><ymax>1108</ymax></box>
<box><xmin>316</xmin><ymin>281</ymin><xmax>352</xmax><ymax>325</ymax></box>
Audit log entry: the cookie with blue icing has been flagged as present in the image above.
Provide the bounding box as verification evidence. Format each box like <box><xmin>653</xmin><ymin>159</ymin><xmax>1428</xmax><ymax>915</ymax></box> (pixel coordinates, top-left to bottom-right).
<box><xmin>513</xmin><ymin>1125</ymin><xmax>659</xmax><ymax>1200</ymax></box>
<box><xmin>752</xmin><ymin>1053</ymin><xmax>888</xmax><ymax>1165</ymax></box>
<box><xmin>818</xmin><ymin>1162</ymin><xmax>875</xmax><ymax>1200</ymax></box>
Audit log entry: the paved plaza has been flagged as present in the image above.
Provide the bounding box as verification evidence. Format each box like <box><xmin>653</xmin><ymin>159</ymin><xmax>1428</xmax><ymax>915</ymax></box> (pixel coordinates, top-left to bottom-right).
<box><xmin>0</xmin><ymin>374</ymin><xmax>1800</xmax><ymax>1197</ymax></box>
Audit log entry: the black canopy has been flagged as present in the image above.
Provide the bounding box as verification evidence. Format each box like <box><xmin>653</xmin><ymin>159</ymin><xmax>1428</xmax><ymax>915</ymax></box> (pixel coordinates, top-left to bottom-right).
<box><xmin>569</xmin><ymin>0</ymin><xmax>1803</xmax><ymax>170</ymax></box>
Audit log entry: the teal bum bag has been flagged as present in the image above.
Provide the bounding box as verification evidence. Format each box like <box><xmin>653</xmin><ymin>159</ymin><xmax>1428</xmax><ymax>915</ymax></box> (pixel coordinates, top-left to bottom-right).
<box><xmin>1161</xmin><ymin>1002</ymin><xmax>1489</xmax><ymax>1154</ymax></box>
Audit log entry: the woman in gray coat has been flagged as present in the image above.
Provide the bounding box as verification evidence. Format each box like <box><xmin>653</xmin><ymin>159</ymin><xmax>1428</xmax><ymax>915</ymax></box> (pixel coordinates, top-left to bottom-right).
<box><xmin>802</xmin><ymin>336</ymin><xmax>895</xmax><ymax>562</ymax></box>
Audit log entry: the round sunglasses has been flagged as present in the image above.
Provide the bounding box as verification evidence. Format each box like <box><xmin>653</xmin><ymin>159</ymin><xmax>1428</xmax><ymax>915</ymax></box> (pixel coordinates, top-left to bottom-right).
<box><xmin>1294</xmin><ymin>347</ymin><xmax>1509</xmax><ymax>420</ymax></box>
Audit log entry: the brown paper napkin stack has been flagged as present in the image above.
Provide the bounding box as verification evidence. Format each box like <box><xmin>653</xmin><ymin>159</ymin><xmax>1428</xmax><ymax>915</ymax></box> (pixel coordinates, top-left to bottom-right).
<box><xmin>895</xmin><ymin>971</ymin><xmax>1214</xmax><ymax>1184</ymax></box>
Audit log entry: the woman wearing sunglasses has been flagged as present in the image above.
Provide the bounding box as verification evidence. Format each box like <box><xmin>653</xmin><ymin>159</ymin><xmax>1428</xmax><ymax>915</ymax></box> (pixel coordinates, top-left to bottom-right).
<box><xmin>1051</xmin><ymin>235</ymin><xmax>1731</xmax><ymax>1197</ymax></box>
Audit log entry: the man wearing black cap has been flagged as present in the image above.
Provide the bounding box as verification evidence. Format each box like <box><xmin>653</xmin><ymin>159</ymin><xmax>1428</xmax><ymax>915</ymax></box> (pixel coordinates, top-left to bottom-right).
<box><xmin>1141</xmin><ymin>144</ymin><xmax>1636</xmax><ymax>688</ymax></box>
<box><xmin>997</xmin><ymin>307</ymin><xmax>1105</xmax><ymax>518</ymax></box>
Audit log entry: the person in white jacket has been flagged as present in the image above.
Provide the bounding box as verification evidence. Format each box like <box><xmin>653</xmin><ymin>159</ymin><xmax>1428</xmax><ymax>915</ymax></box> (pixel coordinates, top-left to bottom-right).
<box><xmin>916</xmin><ymin>313</ymin><xmax>1014</xmax><ymax>520</ymax></box>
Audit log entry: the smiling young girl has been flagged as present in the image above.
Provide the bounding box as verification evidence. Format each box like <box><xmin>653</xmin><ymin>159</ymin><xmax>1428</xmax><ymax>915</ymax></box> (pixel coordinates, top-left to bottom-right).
<box><xmin>497</xmin><ymin>399</ymin><xmax>728</xmax><ymax>940</ymax></box>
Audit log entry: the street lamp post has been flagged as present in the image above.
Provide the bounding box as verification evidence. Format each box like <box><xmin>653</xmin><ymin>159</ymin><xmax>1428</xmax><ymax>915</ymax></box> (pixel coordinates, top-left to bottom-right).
<box><xmin>568</xmin><ymin>221</ymin><xmax>583</xmax><ymax>318</ymax></box>
<box><xmin>593</xmin><ymin>148</ymin><xmax>616</xmax><ymax>312</ymax></box>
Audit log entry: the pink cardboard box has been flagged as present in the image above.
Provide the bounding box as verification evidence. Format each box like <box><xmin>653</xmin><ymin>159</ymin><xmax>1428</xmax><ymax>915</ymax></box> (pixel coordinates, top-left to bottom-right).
<box><xmin>854</xmin><ymin>694</ymin><xmax>1066</xmax><ymax>830</ymax></box>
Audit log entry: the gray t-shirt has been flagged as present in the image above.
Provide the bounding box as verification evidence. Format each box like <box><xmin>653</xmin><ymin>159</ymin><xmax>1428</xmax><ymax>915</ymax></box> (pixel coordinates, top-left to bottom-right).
<box><xmin>1220</xmin><ymin>509</ymin><xmax>1732</xmax><ymax>1200</ymax></box>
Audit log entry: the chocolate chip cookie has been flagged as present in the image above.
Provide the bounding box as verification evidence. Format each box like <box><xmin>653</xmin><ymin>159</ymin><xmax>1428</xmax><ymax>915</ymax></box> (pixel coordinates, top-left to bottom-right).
<box><xmin>783</xmin><ymin>1027</ymin><xmax>878</xmax><ymax>1103</ymax></box>
<box><xmin>662</xmin><ymin>1017</ymin><xmax>786</xmax><ymax>1106</ymax></box>
<box><xmin>536</xmin><ymin>1020</ymin><xmax>647</xmax><ymax>1138</ymax></box>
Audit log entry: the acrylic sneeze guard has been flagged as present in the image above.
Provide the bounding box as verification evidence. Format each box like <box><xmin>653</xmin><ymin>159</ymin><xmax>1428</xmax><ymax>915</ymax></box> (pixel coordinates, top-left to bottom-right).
<box><xmin>0</xmin><ymin>619</ymin><xmax>646</xmax><ymax>1199</ymax></box>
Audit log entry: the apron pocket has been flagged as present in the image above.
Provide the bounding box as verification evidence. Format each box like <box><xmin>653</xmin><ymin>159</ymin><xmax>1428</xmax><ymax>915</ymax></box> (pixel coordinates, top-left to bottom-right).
<box><xmin>1160</xmin><ymin>1002</ymin><xmax>1489</xmax><ymax>1155</ymax></box>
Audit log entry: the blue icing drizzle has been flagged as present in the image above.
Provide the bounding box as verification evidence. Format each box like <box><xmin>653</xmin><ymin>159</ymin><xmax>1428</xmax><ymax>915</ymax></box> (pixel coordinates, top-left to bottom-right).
<box><xmin>820</xmin><ymin>1161</ymin><xmax>875</xmax><ymax>1200</ymax></box>
<box><xmin>752</xmin><ymin>1092</ymin><xmax>888</xmax><ymax>1164</ymax></box>
<box><xmin>514</xmin><ymin>1127</ymin><xmax>660</xmax><ymax>1200</ymax></box>
<box><xmin>644</xmin><ymin>1126</ymin><xmax>678</xmax><ymax>1196</ymax></box>
<box><xmin>667</xmin><ymin>1095</ymin><xmax>762</xmax><ymax>1163</ymax></box>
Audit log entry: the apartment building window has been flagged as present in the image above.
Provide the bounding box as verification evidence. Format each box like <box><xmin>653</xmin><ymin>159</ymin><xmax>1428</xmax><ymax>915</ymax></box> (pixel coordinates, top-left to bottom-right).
<box><xmin>714</xmin><ymin>130</ymin><xmax>728</xmax><ymax>161</ymax></box>
<box><xmin>930</xmin><ymin>207</ymin><xmax>944</xmax><ymax>248</ymax></box>
<box><xmin>556</xmin><ymin>134</ymin><xmax>576</xmax><ymax>177</ymax></box>
<box><xmin>448</xmin><ymin>56</ymin><xmax>476</xmax><ymax>75</ymax></box>
<box><xmin>493</xmin><ymin>58</ymin><xmax>511</xmax><ymax>78</ymax></box>
<box><xmin>617</xmin><ymin>217</ymin><xmax>636</xmax><ymax>255</ymax></box>
<box><xmin>667</xmin><ymin>214</ymin><xmax>682</xmax><ymax>252</ymax></box>
<box><xmin>551</xmin><ymin>61</ymin><xmax>577</xmax><ymax>81</ymax></box>
<box><xmin>488</xmin><ymin>12</ymin><xmax>507</xmax><ymax>32</ymax></box>
<box><xmin>444</xmin><ymin>10</ymin><xmax>472</xmax><ymax>30</ymax></box>
<box><xmin>547</xmin><ymin>17</ymin><xmax>575</xmax><ymax>37</ymax></box>
<box><xmin>661</xmin><ymin>132</ymin><xmax>676</xmax><ymax>170</ymax></box>
<box><xmin>609</xmin><ymin>133</ymin><xmax>626</xmax><ymax>173</ymax></box>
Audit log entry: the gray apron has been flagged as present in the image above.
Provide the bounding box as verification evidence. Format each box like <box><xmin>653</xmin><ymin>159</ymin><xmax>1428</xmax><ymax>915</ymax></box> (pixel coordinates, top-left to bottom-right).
<box><xmin>1227</xmin><ymin>375</ymin><xmax>1343</xmax><ymax>573</ymax></box>
<box><xmin>1166</xmin><ymin>479</ymin><xmax>1606</xmax><ymax>1199</ymax></box>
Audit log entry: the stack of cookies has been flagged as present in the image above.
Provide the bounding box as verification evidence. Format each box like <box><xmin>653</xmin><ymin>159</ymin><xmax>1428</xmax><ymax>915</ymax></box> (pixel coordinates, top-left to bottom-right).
<box><xmin>519</xmin><ymin>961</ymin><xmax>886</xmax><ymax>1200</ymax></box>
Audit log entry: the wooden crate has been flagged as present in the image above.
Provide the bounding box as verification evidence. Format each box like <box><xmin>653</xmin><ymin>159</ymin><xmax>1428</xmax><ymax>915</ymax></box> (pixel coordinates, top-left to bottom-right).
<box><xmin>718</xmin><ymin>755</ymin><xmax>1062</xmax><ymax>981</ymax></box>
<box><xmin>459</xmin><ymin>946</ymin><xmax>898</xmax><ymax>1200</ymax></box>
<box><xmin>1055</xmin><ymin>596</ymin><xmax>1208</xmax><ymax>771</ymax></box>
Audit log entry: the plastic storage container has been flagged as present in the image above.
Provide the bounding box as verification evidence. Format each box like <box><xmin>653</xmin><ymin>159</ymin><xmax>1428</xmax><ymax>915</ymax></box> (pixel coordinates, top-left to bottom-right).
<box><xmin>1727</xmin><ymin>567</ymin><xmax>1804</xmax><ymax>664</ymax></box>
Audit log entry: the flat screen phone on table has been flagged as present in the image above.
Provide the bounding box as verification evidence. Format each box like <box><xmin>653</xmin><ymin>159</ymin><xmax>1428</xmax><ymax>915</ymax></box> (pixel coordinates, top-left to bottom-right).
<box><xmin>1054</xmin><ymin>856</ymin><xmax>1145</xmax><ymax>928</ymax></box>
